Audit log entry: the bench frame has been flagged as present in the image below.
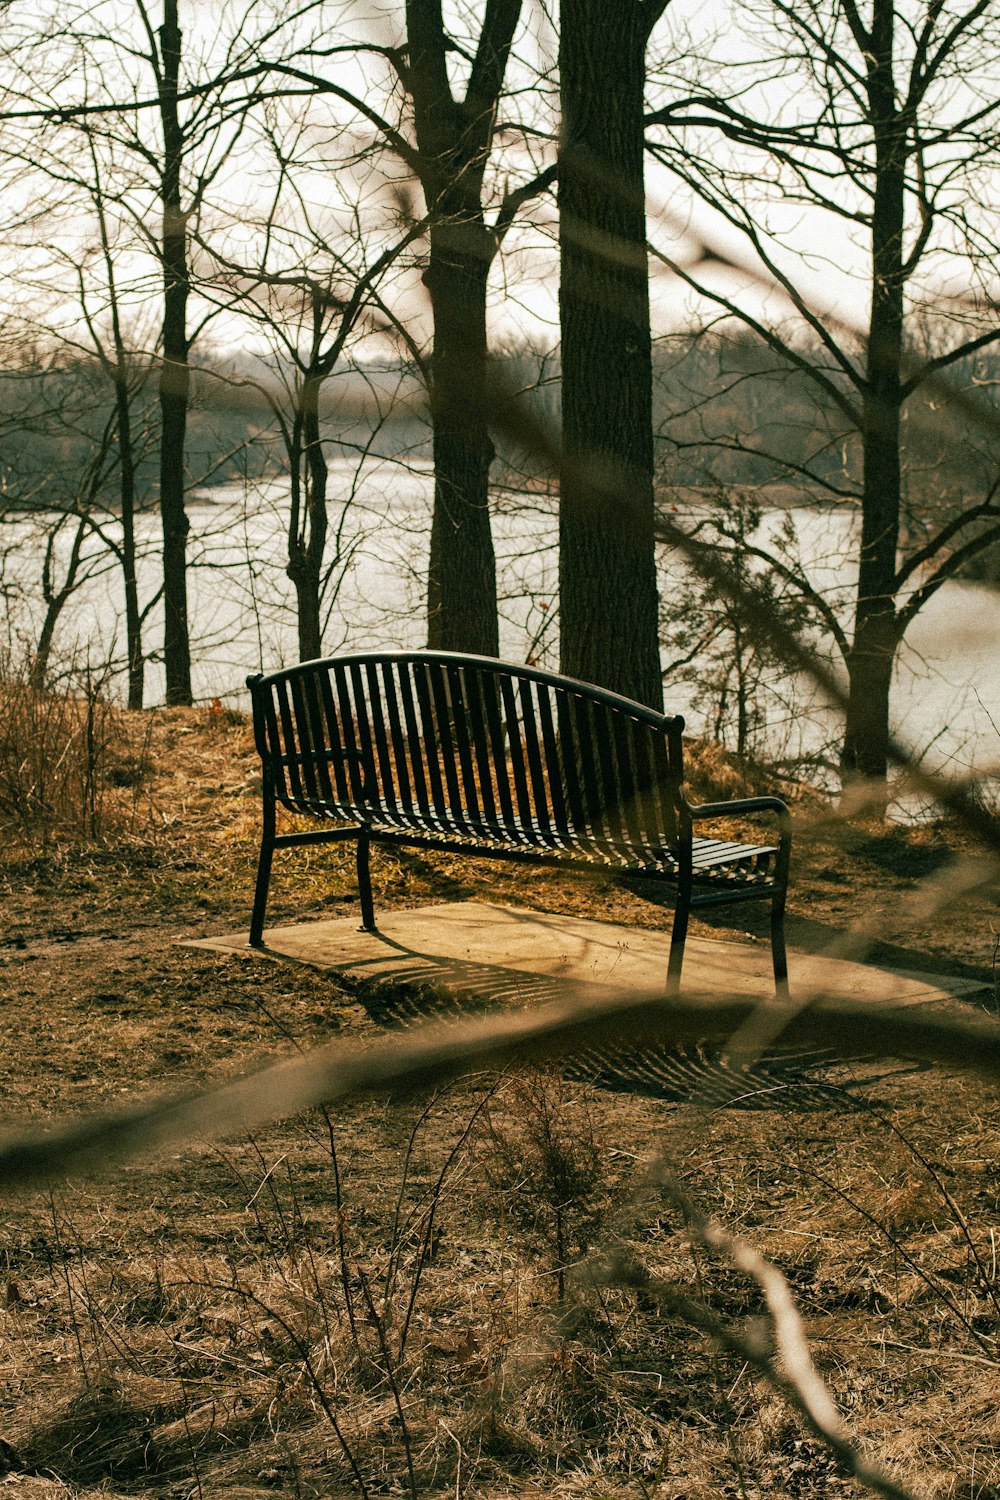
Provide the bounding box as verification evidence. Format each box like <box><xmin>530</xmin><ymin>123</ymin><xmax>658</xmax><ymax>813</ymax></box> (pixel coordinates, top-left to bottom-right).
<box><xmin>246</xmin><ymin>651</ymin><xmax>792</xmax><ymax>995</ymax></box>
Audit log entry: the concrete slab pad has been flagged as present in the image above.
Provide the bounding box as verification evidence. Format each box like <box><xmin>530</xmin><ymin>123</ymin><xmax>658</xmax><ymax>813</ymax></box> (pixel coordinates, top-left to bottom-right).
<box><xmin>187</xmin><ymin>900</ymin><xmax>988</xmax><ymax>1009</ymax></box>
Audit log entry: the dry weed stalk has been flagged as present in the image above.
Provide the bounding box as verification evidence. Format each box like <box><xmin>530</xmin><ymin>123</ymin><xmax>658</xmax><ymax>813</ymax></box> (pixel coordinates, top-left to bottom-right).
<box><xmin>478</xmin><ymin>1070</ymin><xmax>609</xmax><ymax>1304</ymax></box>
<box><xmin>604</xmin><ymin>1165</ymin><xmax>922</xmax><ymax>1500</ymax></box>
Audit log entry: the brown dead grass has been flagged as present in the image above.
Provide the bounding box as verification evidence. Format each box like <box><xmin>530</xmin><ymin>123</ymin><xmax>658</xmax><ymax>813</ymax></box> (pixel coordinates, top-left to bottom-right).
<box><xmin>0</xmin><ymin>705</ymin><xmax>999</xmax><ymax>1497</ymax></box>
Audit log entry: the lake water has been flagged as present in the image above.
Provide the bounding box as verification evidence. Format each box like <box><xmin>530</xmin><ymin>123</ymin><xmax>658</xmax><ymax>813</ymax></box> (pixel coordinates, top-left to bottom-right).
<box><xmin>4</xmin><ymin>455</ymin><xmax>1000</xmax><ymax>807</ymax></box>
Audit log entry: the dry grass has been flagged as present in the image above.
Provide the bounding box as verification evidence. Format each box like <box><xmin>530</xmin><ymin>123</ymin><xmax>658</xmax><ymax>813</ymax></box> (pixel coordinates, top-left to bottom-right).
<box><xmin>0</xmin><ymin>659</ymin><xmax>155</xmax><ymax>850</ymax></box>
<box><xmin>2</xmin><ymin>710</ymin><xmax>1000</xmax><ymax>1497</ymax></box>
<box><xmin>2</xmin><ymin>1068</ymin><xmax>1000</xmax><ymax>1499</ymax></box>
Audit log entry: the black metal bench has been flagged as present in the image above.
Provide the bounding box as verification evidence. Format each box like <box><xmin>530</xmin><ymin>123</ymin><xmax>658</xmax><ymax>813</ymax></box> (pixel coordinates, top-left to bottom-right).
<box><xmin>246</xmin><ymin>651</ymin><xmax>792</xmax><ymax>995</ymax></box>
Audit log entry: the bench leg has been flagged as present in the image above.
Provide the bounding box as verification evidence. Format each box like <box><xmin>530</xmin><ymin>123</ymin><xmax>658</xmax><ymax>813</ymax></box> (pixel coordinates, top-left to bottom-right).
<box><xmin>667</xmin><ymin>889</ymin><xmax>691</xmax><ymax>996</ymax></box>
<box><xmin>249</xmin><ymin>794</ymin><xmax>276</xmax><ymax>948</ymax></box>
<box><xmin>357</xmin><ymin>828</ymin><xmax>377</xmax><ymax>931</ymax></box>
<box><xmin>770</xmin><ymin>890</ymin><xmax>789</xmax><ymax>1000</ymax></box>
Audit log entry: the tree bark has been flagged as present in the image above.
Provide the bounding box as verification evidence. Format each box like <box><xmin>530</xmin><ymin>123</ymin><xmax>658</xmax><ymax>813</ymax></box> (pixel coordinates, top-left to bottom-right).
<box><xmin>31</xmin><ymin>519</ymin><xmax>87</xmax><ymax>692</ymax></box>
<box><xmin>81</xmin><ymin>123</ymin><xmax>148</xmax><ymax>708</ymax></box>
<box><xmin>113</xmin><ymin>366</ymin><xmax>144</xmax><ymax>709</ymax></box>
<box><xmin>425</xmin><ymin>215</ymin><xmax>499</xmax><ymax>656</ymax></box>
<box><xmin>559</xmin><ymin>0</ymin><xmax>662</xmax><ymax>708</ymax></box>
<box><xmin>841</xmin><ymin>0</ymin><xmax>905</xmax><ymax>788</ymax></box>
<box><xmin>286</xmin><ymin>369</ymin><xmax>328</xmax><ymax>663</ymax></box>
<box><xmin>406</xmin><ymin>0</ymin><xmax>520</xmax><ymax>659</ymax></box>
<box><xmin>157</xmin><ymin>0</ymin><xmax>192</xmax><ymax>706</ymax></box>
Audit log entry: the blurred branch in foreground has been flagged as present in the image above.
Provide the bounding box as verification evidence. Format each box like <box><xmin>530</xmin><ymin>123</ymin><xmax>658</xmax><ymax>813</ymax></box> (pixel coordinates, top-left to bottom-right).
<box><xmin>3</xmin><ymin>977</ymin><xmax>1000</xmax><ymax>1195</ymax></box>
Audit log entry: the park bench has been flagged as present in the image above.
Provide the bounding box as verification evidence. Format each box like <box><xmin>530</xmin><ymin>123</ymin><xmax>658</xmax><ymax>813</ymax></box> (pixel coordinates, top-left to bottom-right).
<box><xmin>246</xmin><ymin>650</ymin><xmax>792</xmax><ymax>995</ymax></box>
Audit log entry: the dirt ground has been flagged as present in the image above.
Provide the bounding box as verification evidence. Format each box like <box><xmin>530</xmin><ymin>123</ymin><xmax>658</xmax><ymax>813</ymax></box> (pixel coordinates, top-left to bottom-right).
<box><xmin>1</xmin><ymin>705</ymin><xmax>999</xmax><ymax>1499</ymax></box>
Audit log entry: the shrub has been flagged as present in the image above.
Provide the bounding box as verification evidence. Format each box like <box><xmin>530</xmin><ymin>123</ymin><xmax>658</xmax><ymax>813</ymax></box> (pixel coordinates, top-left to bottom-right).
<box><xmin>0</xmin><ymin>655</ymin><xmax>152</xmax><ymax>849</ymax></box>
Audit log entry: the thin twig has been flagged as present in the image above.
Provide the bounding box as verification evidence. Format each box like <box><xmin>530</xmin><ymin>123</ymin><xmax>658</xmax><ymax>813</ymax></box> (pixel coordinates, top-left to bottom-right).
<box><xmin>604</xmin><ymin>1166</ymin><xmax>923</xmax><ymax>1500</ymax></box>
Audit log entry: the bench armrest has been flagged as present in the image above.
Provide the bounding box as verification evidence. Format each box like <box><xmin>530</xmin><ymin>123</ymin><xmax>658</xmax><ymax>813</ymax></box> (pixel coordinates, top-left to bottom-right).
<box><xmin>688</xmin><ymin>794</ymin><xmax>789</xmax><ymax>823</ymax></box>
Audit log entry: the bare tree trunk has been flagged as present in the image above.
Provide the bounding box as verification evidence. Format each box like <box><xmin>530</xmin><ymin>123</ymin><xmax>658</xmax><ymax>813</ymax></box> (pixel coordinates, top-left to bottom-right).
<box><xmin>30</xmin><ymin>518</ymin><xmax>87</xmax><ymax>691</ymax></box>
<box><xmin>558</xmin><ymin>0</ymin><xmax>663</xmax><ymax>708</ymax></box>
<box><xmin>841</xmin><ymin>0</ymin><xmax>905</xmax><ymax>789</ymax></box>
<box><xmin>425</xmin><ymin>216</ymin><xmax>498</xmax><ymax>656</ymax></box>
<box><xmin>112</xmin><ymin>367</ymin><xmax>144</xmax><ymax>709</ymax></box>
<box><xmin>286</xmin><ymin>370</ymin><xmax>328</xmax><ymax>662</ymax></box>
<box><xmin>157</xmin><ymin>0</ymin><xmax>192</xmax><ymax>706</ymax></box>
<box><xmin>406</xmin><ymin>0</ymin><xmax>520</xmax><ymax>658</ymax></box>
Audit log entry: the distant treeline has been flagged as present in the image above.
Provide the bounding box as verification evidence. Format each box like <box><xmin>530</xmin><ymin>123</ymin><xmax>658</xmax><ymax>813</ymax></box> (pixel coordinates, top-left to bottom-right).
<box><xmin>4</xmin><ymin>331</ymin><xmax>999</xmax><ymax>583</ymax></box>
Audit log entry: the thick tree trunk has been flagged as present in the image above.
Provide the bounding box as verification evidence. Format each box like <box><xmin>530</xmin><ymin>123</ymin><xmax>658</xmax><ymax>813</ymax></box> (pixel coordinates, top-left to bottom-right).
<box><xmin>291</xmin><ymin>568</ymin><xmax>323</xmax><ymax>664</ymax></box>
<box><xmin>841</xmin><ymin>0</ymin><xmax>904</xmax><ymax>790</ymax></box>
<box><xmin>158</xmin><ymin>0</ymin><xmax>192</xmax><ymax>706</ymax></box>
<box><xmin>425</xmin><ymin>218</ymin><xmax>499</xmax><ymax>656</ymax></box>
<box><xmin>843</xmin><ymin>623</ymin><xmax>896</xmax><ymax>783</ymax></box>
<box><xmin>558</xmin><ymin>0</ymin><xmax>662</xmax><ymax>709</ymax></box>
<box><xmin>406</xmin><ymin>0</ymin><xmax>518</xmax><ymax>659</ymax></box>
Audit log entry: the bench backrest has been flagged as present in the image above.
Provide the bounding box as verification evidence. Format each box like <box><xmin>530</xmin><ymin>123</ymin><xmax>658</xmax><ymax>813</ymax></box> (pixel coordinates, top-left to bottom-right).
<box><xmin>248</xmin><ymin>652</ymin><xmax>687</xmax><ymax>859</ymax></box>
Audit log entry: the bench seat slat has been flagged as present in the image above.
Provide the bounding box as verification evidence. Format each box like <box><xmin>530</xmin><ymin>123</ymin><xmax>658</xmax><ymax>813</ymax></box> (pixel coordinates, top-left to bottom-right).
<box><xmin>289</xmin><ymin>677</ymin><xmax>319</xmax><ymax>805</ymax></box>
<box><xmin>519</xmin><ymin>679</ymin><xmax>552</xmax><ymax>835</ymax></box>
<box><xmin>316</xmin><ymin>673</ymin><xmax>349</xmax><ymax>806</ymax></box>
<box><xmin>338</xmin><ymin>818</ymin><xmax>774</xmax><ymax>878</ymax></box>
<box><xmin>690</xmin><ymin>840</ymin><xmax>776</xmax><ymax>865</ymax></box>
<box><xmin>269</xmin><ymin>772</ymin><xmax>777</xmax><ymax>869</ymax></box>
<box><xmin>426</xmin><ymin>660</ymin><xmax>470</xmax><ymax>835</ymax></box>
<box><xmin>303</xmin><ymin>674</ymin><xmax>336</xmax><ymax>808</ymax></box>
<box><xmin>610</xmin><ymin>708</ymin><xmax>646</xmax><ymax>858</ymax></box>
<box><xmin>499</xmin><ymin>674</ymin><xmax>544</xmax><ymax>847</ymax></box>
<box><xmin>378</xmin><ymin>662</ymin><xmax>412</xmax><ymax>813</ymax></box>
<box><xmin>535</xmin><ymin>682</ymin><xmax>568</xmax><ymax>831</ymax></box>
<box><xmin>331</xmin><ymin>664</ymin><xmax>364</xmax><ymax>803</ymax></box>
